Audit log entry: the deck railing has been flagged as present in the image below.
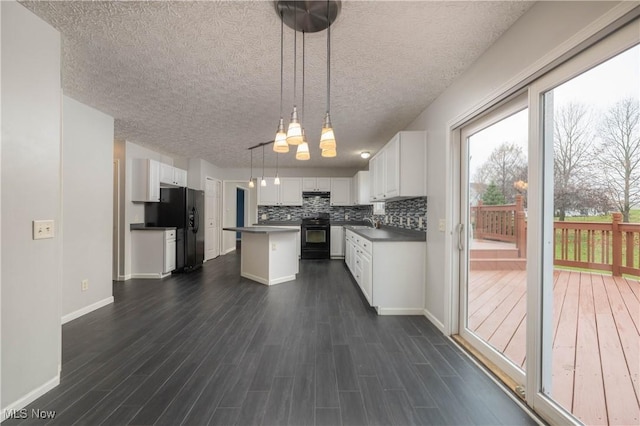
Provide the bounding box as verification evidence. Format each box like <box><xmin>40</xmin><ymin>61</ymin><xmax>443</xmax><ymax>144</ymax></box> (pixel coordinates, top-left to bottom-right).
<box><xmin>471</xmin><ymin>200</ymin><xmax>640</xmax><ymax>277</ymax></box>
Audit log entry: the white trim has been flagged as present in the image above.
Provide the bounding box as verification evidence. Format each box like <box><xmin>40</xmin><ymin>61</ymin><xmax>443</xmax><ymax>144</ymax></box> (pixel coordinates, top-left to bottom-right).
<box><xmin>130</xmin><ymin>272</ymin><xmax>170</xmax><ymax>279</ymax></box>
<box><xmin>61</xmin><ymin>296</ymin><xmax>114</xmax><ymax>325</ymax></box>
<box><xmin>116</xmin><ymin>274</ymin><xmax>131</xmax><ymax>281</ymax></box>
<box><xmin>241</xmin><ymin>272</ymin><xmax>296</xmax><ymax>286</ymax></box>
<box><xmin>0</xmin><ymin>375</ymin><xmax>60</xmax><ymax>422</ymax></box>
<box><xmin>376</xmin><ymin>307</ymin><xmax>424</xmax><ymax>316</ymax></box>
<box><xmin>423</xmin><ymin>308</ymin><xmax>446</xmax><ymax>333</ymax></box>
<box><xmin>223</xmin><ymin>247</ymin><xmax>236</xmax><ymax>255</ymax></box>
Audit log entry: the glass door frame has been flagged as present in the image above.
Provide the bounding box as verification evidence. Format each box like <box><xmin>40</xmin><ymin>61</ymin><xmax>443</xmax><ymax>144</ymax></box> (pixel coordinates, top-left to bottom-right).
<box><xmin>527</xmin><ymin>18</ymin><xmax>640</xmax><ymax>424</ymax></box>
<box><xmin>458</xmin><ymin>92</ymin><xmax>529</xmax><ymax>390</ymax></box>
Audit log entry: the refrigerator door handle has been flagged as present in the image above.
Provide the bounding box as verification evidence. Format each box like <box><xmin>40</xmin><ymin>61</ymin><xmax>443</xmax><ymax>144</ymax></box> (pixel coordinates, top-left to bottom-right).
<box><xmin>193</xmin><ymin>207</ymin><xmax>200</xmax><ymax>233</ymax></box>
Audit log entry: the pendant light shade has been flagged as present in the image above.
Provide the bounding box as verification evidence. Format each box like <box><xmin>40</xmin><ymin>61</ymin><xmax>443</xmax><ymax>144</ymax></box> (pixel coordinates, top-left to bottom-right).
<box><xmin>319</xmin><ymin>112</ymin><xmax>336</xmax><ymax>150</ymax></box>
<box><xmin>287</xmin><ymin>107</ymin><xmax>303</xmax><ymax>145</ymax></box>
<box><xmin>321</xmin><ymin>148</ymin><xmax>336</xmax><ymax>158</ymax></box>
<box><xmin>274</xmin><ymin>118</ymin><xmax>289</xmax><ymax>153</ymax></box>
<box><xmin>249</xmin><ymin>179</ymin><xmax>255</xmax><ymax>188</ymax></box>
<box><xmin>296</xmin><ymin>141</ymin><xmax>310</xmax><ymax>160</ymax></box>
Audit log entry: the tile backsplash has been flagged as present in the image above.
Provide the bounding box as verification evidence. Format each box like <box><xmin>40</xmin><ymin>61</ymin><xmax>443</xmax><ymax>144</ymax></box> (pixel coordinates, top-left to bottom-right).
<box><xmin>374</xmin><ymin>197</ymin><xmax>427</xmax><ymax>231</ymax></box>
<box><xmin>258</xmin><ymin>195</ymin><xmax>372</xmax><ymax>222</ymax></box>
<box><xmin>258</xmin><ymin>195</ymin><xmax>427</xmax><ymax>232</ymax></box>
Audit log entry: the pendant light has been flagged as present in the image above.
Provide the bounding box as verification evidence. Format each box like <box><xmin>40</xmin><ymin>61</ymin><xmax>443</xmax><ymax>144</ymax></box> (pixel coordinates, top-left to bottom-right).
<box><xmin>296</xmin><ymin>31</ymin><xmax>310</xmax><ymax>161</ymax></box>
<box><xmin>274</xmin><ymin>150</ymin><xmax>281</xmax><ymax>185</ymax></box>
<box><xmin>273</xmin><ymin>10</ymin><xmax>289</xmax><ymax>153</ymax></box>
<box><xmin>260</xmin><ymin>145</ymin><xmax>267</xmax><ymax>187</ymax></box>
<box><xmin>248</xmin><ymin>149</ymin><xmax>255</xmax><ymax>188</ymax></box>
<box><xmin>320</xmin><ymin>0</ymin><xmax>337</xmax><ymax>155</ymax></box>
<box><xmin>286</xmin><ymin>6</ymin><xmax>303</xmax><ymax>145</ymax></box>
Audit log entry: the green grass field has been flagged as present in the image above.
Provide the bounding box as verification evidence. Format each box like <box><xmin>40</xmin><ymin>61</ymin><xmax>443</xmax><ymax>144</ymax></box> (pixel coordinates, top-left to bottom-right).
<box><xmin>558</xmin><ymin>209</ymin><xmax>640</xmax><ymax>223</ymax></box>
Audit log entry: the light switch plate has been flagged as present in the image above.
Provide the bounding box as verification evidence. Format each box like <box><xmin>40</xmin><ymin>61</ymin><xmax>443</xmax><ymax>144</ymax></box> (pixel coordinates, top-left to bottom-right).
<box><xmin>33</xmin><ymin>220</ymin><xmax>55</xmax><ymax>240</ymax></box>
<box><xmin>438</xmin><ymin>219</ymin><xmax>446</xmax><ymax>232</ymax></box>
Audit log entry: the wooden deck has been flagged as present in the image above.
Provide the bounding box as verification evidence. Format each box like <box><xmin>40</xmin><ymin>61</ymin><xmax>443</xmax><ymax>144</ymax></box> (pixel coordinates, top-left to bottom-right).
<box><xmin>468</xmin><ymin>269</ymin><xmax>639</xmax><ymax>425</ymax></box>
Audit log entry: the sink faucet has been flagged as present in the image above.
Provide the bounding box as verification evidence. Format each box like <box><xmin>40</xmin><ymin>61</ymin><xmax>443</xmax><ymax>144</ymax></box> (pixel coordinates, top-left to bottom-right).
<box><xmin>364</xmin><ymin>217</ymin><xmax>375</xmax><ymax>227</ymax></box>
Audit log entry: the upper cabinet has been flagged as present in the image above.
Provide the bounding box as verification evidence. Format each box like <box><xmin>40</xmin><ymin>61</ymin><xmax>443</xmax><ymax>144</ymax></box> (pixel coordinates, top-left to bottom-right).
<box><xmin>369</xmin><ymin>131</ymin><xmax>426</xmax><ymax>202</ymax></box>
<box><xmin>132</xmin><ymin>158</ymin><xmax>160</xmax><ymax>202</ymax></box>
<box><xmin>258</xmin><ymin>177</ymin><xmax>302</xmax><ymax>206</ymax></box>
<box><xmin>330</xmin><ymin>178</ymin><xmax>351</xmax><ymax>206</ymax></box>
<box><xmin>352</xmin><ymin>171</ymin><xmax>370</xmax><ymax>205</ymax></box>
<box><xmin>159</xmin><ymin>163</ymin><xmax>187</xmax><ymax>187</ymax></box>
<box><xmin>302</xmin><ymin>177</ymin><xmax>331</xmax><ymax>192</ymax></box>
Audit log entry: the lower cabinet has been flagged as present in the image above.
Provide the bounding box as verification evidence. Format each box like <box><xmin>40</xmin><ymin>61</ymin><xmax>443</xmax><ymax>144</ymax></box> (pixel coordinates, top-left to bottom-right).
<box><xmin>344</xmin><ymin>229</ymin><xmax>424</xmax><ymax>314</ymax></box>
<box><xmin>131</xmin><ymin>229</ymin><xmax>176</xmax><ymax>279</ymax></box>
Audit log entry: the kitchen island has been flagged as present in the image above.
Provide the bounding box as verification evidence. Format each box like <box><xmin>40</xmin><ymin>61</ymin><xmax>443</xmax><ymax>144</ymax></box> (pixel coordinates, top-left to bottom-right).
<box><xmin>223</xmin><ymin>227</ymin><xmax>299</xmax><ymax>285</ymax></box>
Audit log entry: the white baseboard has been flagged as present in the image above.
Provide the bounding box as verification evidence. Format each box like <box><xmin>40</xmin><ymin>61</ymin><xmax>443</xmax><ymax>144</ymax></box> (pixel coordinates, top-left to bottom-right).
<box><xmin>61</xmin><ymin>296</ymin><xmax>114</xmax><ymax>325</ymax></box>
<box><xmin>423</xmin><ymin>308</ymin><xmax>446</xmax><ymax>333</ymax></box>
<box><xmin>376</xmin><ymin>307</ymin><xmax>424</xmax><ymax>316</ymax></box>
<box><xmin>116</xmin><ymin>274</ymin><xmax>131</xmax><ymax>281</ymax></box>
<box><xmin>223</xmin><ymin>247</ymin><xmax>236</xmax><ymax>255</ymax></box>
<box><xmin>0</xmin><ymin>375</ymin><xmax>60</xmax><ymax>422</ymax></box>
<box><xmin>241</xmin><ymin>272</ymin><xmax>296</xmax><ymax>286</ymax></box>
<box><xmin>130</xmin><ymin>272</ymin><xmax>169</xmax><ymax>279</ymax></box>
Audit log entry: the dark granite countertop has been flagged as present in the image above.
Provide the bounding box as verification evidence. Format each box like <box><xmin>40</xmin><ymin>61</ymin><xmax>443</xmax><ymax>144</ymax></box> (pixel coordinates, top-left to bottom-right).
<box><xmin>130</xmin><ymin>224</ymin><xmax>176</xmax><ymax>231</ymax></box>
<box><xmin>343</xmin><ymin>225</ymin><xmax>426</xmax><ymax>242</ymax></box>
<box><xmin>224</xmin><ymin>227</ymin><xmax>300</xmax><ymax>234</ymax></box>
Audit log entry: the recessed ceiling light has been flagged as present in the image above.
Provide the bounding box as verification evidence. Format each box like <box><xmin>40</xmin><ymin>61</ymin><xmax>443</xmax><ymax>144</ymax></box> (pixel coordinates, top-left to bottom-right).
<box><xmin>360</xmin><ymin>151</ymin><xmax>371</xmax><ymax>159</ymax></box>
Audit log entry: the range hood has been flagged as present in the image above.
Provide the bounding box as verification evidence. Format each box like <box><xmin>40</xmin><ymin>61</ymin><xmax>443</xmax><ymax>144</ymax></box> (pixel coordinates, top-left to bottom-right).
<box><xmin>302</xmin><ymin>191</ymin><xmax>330</xmax><ymax>198</ymax></box>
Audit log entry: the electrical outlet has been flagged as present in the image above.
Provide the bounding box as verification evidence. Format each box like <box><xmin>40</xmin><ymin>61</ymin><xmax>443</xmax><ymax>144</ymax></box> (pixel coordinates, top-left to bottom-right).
<box><xmin>287</xmin><ymin>214</ymin><xmax>291</xmax><ymax>220</ymax></box>
<box><xmin>261</xmin><ymin>213</ymin><xmax>267</xmax><ymax>220</ymax></box>
<box><xmin>81</xmin><ymin>279</ymin><xmax>89</xmax><ymax>291</ymax></box>
<box><xmin>33</xmin><ymin>220</ymin><xmax>55</xmax><ymax>240</ymax></box>
<box><xmin>438</xmin><ymin>219</ymin><xmax>446</xmax><ymax>232</ymax></box>
<box><xmin>345</xmin><ymin>214</ymin><xmax>349</xmax><ymax>220</ymax></box>
<box><xmin>419</xmin><ymin>217</ymin><xmax>423</xmax><ymax>228</ymax></box>
<box><xmin>271</xmin><ymin>243</ymin><xmax>277</xmax><ymax>251</ymax></box>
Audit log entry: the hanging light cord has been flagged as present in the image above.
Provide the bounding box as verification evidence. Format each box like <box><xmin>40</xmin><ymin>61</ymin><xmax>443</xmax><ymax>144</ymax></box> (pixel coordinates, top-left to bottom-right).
<box><xmin>292</xmin><ymin>6</ymin><xmax>297</xmax><ymax>107</ymax></box>
<box><xmin>279</xmin><ymin>10</ymin><xmax>284</xmax><ymax>118</ymax></box>
<box><xmin>302</xmin><ymin>31</ymin><xmax>305</xmax><ymax>123</ymax></box>
<box><xmin>262</xmin><ymin>145</ymin><xmax>265</xmax><ymax>177</ymax></box>
<box><xmin>326</xmin><ymin>0</ymin><xmax>331</xmax><ymax>114</ymax></box>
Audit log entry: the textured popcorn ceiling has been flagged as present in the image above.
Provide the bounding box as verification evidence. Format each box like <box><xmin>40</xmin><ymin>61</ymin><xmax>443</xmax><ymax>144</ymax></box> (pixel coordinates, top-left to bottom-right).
<box><xmin>21</xmin><ymin>1</ymin><xmax>533</xmax><ymax>169</ymax></box>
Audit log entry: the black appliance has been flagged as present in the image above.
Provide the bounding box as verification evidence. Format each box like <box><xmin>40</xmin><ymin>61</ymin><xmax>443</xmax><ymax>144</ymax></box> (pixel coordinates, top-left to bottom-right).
<box><xmin>145</xmin><ymin>187</ymin><xmax>205</xmax><ymax>271</ymax></box>
<box><xmin>301</xmin><ymin>213</ymin><xmax>330</xmax><ymax>259</ymax></box>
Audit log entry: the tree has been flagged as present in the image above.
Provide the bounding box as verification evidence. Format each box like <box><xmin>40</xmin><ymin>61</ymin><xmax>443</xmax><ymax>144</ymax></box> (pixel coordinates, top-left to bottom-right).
<box><xmin>596</xmin><ymin>98</ymin><xmax>640</xmax><ymax>222</ymax></box>
<box><xmin>475</xmin><ymin>142</ymin><xmax>526</xmax><ymax>203</ymax></box>
<box><xmin>482</xmin><ymin>181</ymin><xmax>506</xmax><ymax>205</ymax></box>
<box><xmin>553</xmin><ymin>102</ymin><xmax>598</xmax><ymax>220</ymax></box>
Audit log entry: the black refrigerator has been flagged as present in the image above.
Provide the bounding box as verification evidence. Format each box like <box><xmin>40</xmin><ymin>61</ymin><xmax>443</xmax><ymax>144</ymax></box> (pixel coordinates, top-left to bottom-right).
<box><xmin>145</xmin><ymin>187</ymin><xmax>205</xmax><ymax>272</ymax></box>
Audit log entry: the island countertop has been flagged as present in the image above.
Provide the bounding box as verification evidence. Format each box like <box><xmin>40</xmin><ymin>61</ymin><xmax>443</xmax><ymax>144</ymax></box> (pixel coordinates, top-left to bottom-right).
<box><xmin>223</xmin><ymin>226</ymin><xmax>300</xmax><ymax>234</ymax></box>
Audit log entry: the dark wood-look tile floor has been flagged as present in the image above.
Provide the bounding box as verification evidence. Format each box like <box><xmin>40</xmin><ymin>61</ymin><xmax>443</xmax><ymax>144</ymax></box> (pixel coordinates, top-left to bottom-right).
<box><xmin>3</xmin><ymin>253</ymin><xmax>538</xmax><ymax>426</ymax></box>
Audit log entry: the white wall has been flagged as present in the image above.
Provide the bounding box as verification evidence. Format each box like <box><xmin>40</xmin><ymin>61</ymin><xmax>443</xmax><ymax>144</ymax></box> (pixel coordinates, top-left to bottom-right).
<box><xmin>405</xmin><ymin>1</ymin><xmax>624</xmax><ymax>328</ymax></box>
<box><xmin>61</xmin><ymin>96</ymin><xmax>115</xmax><ymax>322</ymax></box>
<box><xmin>1</xmin><ymin>0</ymin><xmax>62</xmax><ymax>412</ymax></box>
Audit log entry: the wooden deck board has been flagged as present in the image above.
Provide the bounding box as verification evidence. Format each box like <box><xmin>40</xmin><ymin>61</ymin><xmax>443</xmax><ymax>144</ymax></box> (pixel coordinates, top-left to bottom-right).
<box><xmin>467</xmin><ymin>269</ymin><xmax>640</xmax><ymax>425</ymax></box>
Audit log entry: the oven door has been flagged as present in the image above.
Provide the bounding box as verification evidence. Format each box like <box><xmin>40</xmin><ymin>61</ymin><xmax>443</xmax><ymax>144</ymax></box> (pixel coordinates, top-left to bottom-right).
<box><xmin>301</xmin><ymin>225</ymin><xmax>330</xmax><ymax>258</ymax></box>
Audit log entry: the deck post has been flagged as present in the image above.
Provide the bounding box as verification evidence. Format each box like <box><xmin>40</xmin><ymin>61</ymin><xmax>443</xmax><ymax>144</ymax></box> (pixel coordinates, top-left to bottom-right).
<box><xmin>612</xmin><ymin>212</ymin><xmax>622</xmax><ymax>277</ymax></box>
<box><xmin>476</xmin><ymin>200</ymin><xmax>484</xmax><ymax>240</ymax></box>
<box><xmin>515</xmin><ymin>195</ymin><xmax>526</xmax><ymax>258</ymax></box>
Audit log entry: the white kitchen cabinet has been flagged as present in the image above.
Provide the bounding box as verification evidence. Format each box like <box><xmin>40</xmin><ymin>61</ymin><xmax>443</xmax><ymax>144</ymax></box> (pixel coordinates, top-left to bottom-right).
<box><xmin>257</xmin><ymin>178</ymin><xmax>302</xmax><ymax>206</ymax></box>
<box><xmin>330</xmin><ymin>226</ymin><xmax>345</xmax><ymax>258</ymax></box>
<box><xmin>131</xmin><ymin>228</ymin><xmax>176</xmax><ymax>278</ymax></box>
<box><xmin>160</xmin><ymin>163</ymin><xmax>187</xmax><ymax>187</ymax></box>
<box><xmin>132</xmin><ymin>158</ymin><xmax>160</xmax><ymax>202</ymax></box>
<box><xmin>369</xmin><ymin>131</ymin><xmax>426</xmax><ymax>202</ymax></box>
<box><xmin>303</xmin><ymin>177</ymin><xmax>331</xmax><ymax>192</ymax></box>
<box><xmin>330</xmin><ymin>178</ymin><xmax>351</xmax><ymax>206</ymax></box>
<box><xmin>344</xmin><ymin>229</ymin><xmax>425</xmax><ymax>315</ymax></box>
<box><xmin>352</xmin><ymin>171</ymin><xmax>370</xmax><ymax>205</ymax></box>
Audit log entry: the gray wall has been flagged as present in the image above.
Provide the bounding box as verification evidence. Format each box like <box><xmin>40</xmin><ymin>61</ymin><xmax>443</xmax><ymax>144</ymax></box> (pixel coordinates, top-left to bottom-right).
<box><xmin>62</xmin><ymin>96</ymin><xmax>115</xmax><ymax>320</ymax></box>
<box><xmin>405</xmin><ymin>1</ymin><xmax>622</xmax><ymax>326</ymax></box>
<box><xmin>1</xmin><ymin>0</ymin><xmax>62</xmax><ymax>410</ymax></box>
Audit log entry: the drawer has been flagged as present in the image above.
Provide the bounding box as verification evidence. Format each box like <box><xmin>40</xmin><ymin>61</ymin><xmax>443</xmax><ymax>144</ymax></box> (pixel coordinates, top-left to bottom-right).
<box><xmin>359</xmin><ymin>238</ymin><xmax>372</xmax><ymax>255</ymax></box>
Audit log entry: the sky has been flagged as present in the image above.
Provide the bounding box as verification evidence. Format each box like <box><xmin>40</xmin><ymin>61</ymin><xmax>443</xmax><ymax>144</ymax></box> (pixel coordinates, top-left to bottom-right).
<box><xmin>468</xmin><ymin>43</ymin><xmax>640</xmax><ymax>178</ymax></box>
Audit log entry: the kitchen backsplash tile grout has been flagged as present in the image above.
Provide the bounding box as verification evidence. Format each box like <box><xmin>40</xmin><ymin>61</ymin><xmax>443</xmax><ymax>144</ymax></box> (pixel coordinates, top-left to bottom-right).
<box><xmin>257</xmin><ymin>196</ymin><xmax>427</xmax><ymax>232</ymax></box>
